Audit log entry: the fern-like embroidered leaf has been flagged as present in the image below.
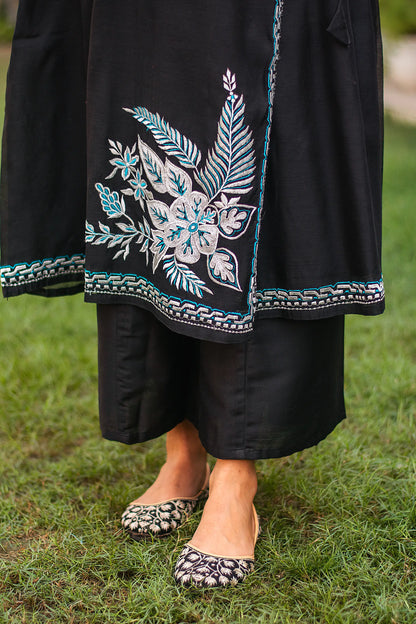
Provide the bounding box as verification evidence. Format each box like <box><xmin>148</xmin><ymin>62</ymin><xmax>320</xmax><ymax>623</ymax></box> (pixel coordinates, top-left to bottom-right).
<box><xmin>163</xmin><ymin>256</ymin><xmax>213</xmax><ymax>298</ymax></box>
<box><xmin>124</xmin><ymin>107</ymin><xmax>201</xmax><ymax>170</ymax></box>
<box><xmin>197</xmin><ymin>94</ymin><xmax>255</xmax><ymax>200</ymax></box>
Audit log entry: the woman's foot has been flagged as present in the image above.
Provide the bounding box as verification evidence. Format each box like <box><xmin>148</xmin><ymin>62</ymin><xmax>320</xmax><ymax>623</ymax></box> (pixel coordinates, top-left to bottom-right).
<box><xmin>174</xmin><ymin>459</ymin><xmax>259</xmax><ymax>587</ymax></box>
<box><xmin>188</xmin><ymin>460</ymin><xmax>258</xmax><ymax>557</ymax></box>
<box><xmin>130</xmin><ymin>420</ymin><xmax>208</xmax><ymax>505</ymax></box>
<box><xmin>130</xmin><ymin>458</ymin><xmax>209</xmax><ymax>505</ymax></box>
<box><xmin>121</xmin><ymin>420</ymin><xmax>208</xmax><ymax>538</ymax></box>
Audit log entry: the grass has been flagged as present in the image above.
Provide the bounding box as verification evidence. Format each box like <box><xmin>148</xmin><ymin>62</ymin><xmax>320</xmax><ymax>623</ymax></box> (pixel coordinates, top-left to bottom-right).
<box><xmin>0</xmin><ymin>16</ymin><xmax>13</xmax><ymax>44</ymax></box>
<box><xmin>0</xmin><ymin>51</ymin><xmax>416</xmax><ymax>623</ymax></box>
<box><xmin>380</xmin><ymin>0</ymin><xmax>416</xmax><ymax>36</ymax></box>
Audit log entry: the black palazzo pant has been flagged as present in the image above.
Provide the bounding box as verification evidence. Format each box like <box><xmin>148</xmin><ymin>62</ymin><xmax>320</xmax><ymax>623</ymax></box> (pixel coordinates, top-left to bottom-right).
<box><xmin>97</xmin><ymin>304</ymin><xmax>346</xmax><ymax>459</ymax></box>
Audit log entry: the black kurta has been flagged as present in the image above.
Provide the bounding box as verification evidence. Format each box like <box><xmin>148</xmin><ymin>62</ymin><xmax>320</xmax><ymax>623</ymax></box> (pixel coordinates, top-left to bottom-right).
<box><xmin>0</xmin><ymin>0</ymin><xmax>384</xmax><ymax>343</ymax></box>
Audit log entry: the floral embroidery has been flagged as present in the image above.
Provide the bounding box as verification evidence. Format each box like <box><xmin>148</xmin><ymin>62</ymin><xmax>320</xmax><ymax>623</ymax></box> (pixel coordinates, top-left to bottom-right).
<box><xmin>121</xmin><ymin>498</ymin><xmax>204</xmax><ymax>539</ymax></box>
<box><xmin>174</xmin><ymin>508</ymin><xmax>260</xmax><ymax>587</ymax></box>
<box><xmin>121</xmin><ymin>480</ymin><xmax>209</xmax><ymax>539</ymax></box>
<box><xmin>86</xmin><ymin>70</ymin><xmax>257</xmax><ymax>298</ymax></box>
<box><xmin>174</xmin><ymin>545</ymin><xmax>255</xmax><ymax>588</ymax></box>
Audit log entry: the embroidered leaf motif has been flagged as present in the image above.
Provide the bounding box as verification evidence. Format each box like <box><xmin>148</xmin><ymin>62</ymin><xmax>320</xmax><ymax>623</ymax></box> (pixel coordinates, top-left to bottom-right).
<box><xmin>91</xmin><ymin>235</ymin><xmax>111</xmax><ymax>245</ymax></box>
<box><xmin>223</xmin><ymin>69</ymin><xmax>237</xmax><ymax>94</ymax></box>
<box><xmin>125</xmin><ymin>107</ymin><xmax>201</xmax><ymax>169</ymax></box>
<box><xmin>140</xmin><ymin>217</ymin><xmax>152</xmax><ymax>264</ymax></box>
<box><xmin>108</xmin><ymin>235</ymin><xmax>125</xmax><ymax>249</ymax></box>
<box><xmin>150</xmin><ymin>231</ymin><xmax>169</xmax><ymax>272</ymax></box>
<box><xmin>140</xmin><ymin>217</ymin><xmax>152</xmax><ymax>239</ymax></box>
<box><xmin>92</xmin><ymin>71</ymin><xmax>258</xmax><ymax>299</ymax></box>
<box><xmin>139</xmin><ymin>238</ymin><xmax>150</xmax><ymax>260</ymax></box>
<box><xmin>147</xmin><ymin>200</ymin><xmax>171</xmax><ymax>228</ymax></box>
<box><xmin>197</xmin><ymin>74</ymin><xmax>255</xmax><ymax>200</ymax></box>
<box><xmin>85</xmin><ymin>222</ymin><xmax>95</xmax><ymax>242</ymax></box>
<box><xmin>113</xmin><ymin>248</ymin><xmax>126</xmax><ymax>260</ymax></box>
<box><xmin>208</xmin><ymin>249</ymin><xmax>241</xmax><ymax>292</ymax></box>
<box><xmin>99</xmin><ymin>222</ymin><xmax>110</xmax><ymax>235</ymax></box>
<box><xmin>138</xmin><ymin>138</ymin><xmax>168</xmax><ymax>194</ymax></box>
<box><xmin>116</xmin><ymin>222</ymin><xmax>137</xmax><ymax>234</ymax></box>
<box><xmin>95</xmin><ymin>184</ymin><xmax>125</xmax><ymax>218</ymax></box>
<box><xmin>164</xmin><ymin>159</ymin><xmax>192</xmax><ymax>197</ymax></box>
<box><xmin>163</xmin><ymin>256</ymin><xmax>213</xmax><ymax>298</ymax></box>
<box><xmin>218</xmin><ymin>204</ymin><xmax>256</xmax><ymax>239</ymax></box>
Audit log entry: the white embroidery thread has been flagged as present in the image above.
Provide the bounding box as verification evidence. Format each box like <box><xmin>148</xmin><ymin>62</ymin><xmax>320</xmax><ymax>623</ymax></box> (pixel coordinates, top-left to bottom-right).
<box><xmin>86</xmin><ymin>71</ymin><xmax>257</xmax><ymax>298</ymax></box>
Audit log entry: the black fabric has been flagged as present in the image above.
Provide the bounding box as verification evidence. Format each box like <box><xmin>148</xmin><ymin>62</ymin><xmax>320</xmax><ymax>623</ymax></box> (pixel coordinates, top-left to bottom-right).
<box><xmin>257</xmin><ymin>0</ymin><xmax>384</xmax><ymax>319</ymax></box>
<box><xmin>1</xmin><ymin>0</ymin><xmax>384</xmax><ymax>342</ymax></box>
<box><xmin>0</xmin><ymin>0</ymin><xmax>90</xmax><ymax>295</ymax></box>
<box><xmin>97</xmin><ymin>304</ymin><xmax>346</xmax><ymax>460</ymax></box>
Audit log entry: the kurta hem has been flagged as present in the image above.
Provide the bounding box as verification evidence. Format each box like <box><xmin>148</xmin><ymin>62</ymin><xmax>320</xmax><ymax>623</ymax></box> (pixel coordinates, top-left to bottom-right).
<box><xmin>0</xmin><ymin>0</ymin><xmax>385</xmax><ymax>343</ymax></box>
<box><xmin>0</xmin><ymin>254</ymin><xmax>85</xmax><ymax>298</ymax></box>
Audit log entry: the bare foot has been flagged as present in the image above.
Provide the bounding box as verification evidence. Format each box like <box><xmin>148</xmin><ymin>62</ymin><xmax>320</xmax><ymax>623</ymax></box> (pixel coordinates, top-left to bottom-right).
<box><xmin>131</xmin><ymin>459</ymin><xmax>209</xmax><ymax>505</ymax></box>
<box><xmin>189</xmin><ymin>459</ymin><xmax>258</xmax><ymax>558</ymax></box>
<box><xmin>129</xmin><ymin>420</ymin><xmax>208</xmax><ymax>505</ymax></box>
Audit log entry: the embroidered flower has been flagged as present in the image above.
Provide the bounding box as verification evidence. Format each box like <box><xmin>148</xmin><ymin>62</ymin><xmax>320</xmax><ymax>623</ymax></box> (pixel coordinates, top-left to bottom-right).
<box><xmin>92</xmin><ymin>71</ymin><xmax>257</xmax><ymax>297</ymax></box>
<box><xmin>169</xmin><ymin>193</ymin><xmax>218</xmax><ymax>263</ymax></box>
<box><xmin>110</xmin><ymin>146</ymin><xmax>139</xmax><ymax>180</ymax></box>
<box><xmin>130</xmin><ymin>170</ymin><xmax>148</xmax><ymax>201</ymax></box>
<box><xmin>149</xmin><ymin>192</ymin><xmax>219</xmax><ymax>265</ymax></box>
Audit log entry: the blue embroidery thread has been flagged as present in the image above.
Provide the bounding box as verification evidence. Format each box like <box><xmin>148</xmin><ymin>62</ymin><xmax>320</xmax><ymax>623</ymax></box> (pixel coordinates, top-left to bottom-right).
<box><xmin>256</xmin><ymin>280</ymin><xmax>385</xmax><ymax>311</ymax></box>
<box><xmin>86</xmin><ymin>70</ymin><xmax>257</xmax><ymax>298</ymax></box>
<box><xmin>1</xmin><ymin>254</ymin><xmax>85</xmax><ymax>290</ymax></box>
<box><xmin>85</xmin><ymin>270</ymin><xmax>384</xmax><ymax>334</ymax></box>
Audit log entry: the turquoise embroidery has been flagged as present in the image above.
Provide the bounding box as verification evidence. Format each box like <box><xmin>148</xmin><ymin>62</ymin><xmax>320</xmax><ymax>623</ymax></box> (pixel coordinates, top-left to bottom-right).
<box><xmin>250</xmin><ymin>0</ymin><xmax>283</xmax><ymax>310</ymax></box>
<box><xmin>0</xmin><ymin>254</ymin><xmax>85</xmax><ymax>290</ymax></box>
<box><xmin>84</xmin><ymin>270</ymin><xmax>385</xmax><ymax>336</ymax></box>
<box><xmin>256</xmin><ymin>280</ymin><xmax>385</xmax><ymax>311</ymax></box>
<box><xmin>86</xmin><ymin>70</ymin><xmax>257</xmax><ymax>298</ymax></box>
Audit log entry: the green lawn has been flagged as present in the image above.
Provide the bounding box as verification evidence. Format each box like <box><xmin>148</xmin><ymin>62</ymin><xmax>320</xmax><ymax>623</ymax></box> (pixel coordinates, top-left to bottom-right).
<box><xmin>0</xmin><ymin>50</ymin><xmax>416</xmax><ymax>623</ymax></box>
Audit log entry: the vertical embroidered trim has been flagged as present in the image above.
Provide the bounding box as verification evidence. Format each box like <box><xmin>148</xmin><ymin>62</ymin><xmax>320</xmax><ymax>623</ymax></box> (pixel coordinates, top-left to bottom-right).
<box><xmin>248</xmin><ymin>0</ymin><xmax>284</xmax><ymax>313</ymax></box>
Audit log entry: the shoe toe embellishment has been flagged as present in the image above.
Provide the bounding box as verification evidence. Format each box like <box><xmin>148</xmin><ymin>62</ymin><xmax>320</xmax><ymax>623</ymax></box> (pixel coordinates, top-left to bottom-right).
<box><xmin>121</xmin><ymin>498</ymin><xmax>200</xmax><ymax>538</ymax></box>
<box><xmin>173</xmin><ymin>545</ymin><xmax>255</xmax><ymax>588</ymax></box>
<box><xmin>121</xmin><ymin>464</ymin><xmax>210</xmax><ymax>539</ymax></box>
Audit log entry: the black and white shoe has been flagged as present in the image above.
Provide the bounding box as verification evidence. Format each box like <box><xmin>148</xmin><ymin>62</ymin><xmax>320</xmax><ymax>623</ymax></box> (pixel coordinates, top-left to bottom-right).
<box><xmin>121</xmin><ymin>466</ymin><xmax>210</xmax><ymax>539</ymax></box>
<box><xmin>173</xmin><ymin>505</ymin><xmax>260</xmax><ymax>588</ymax></box>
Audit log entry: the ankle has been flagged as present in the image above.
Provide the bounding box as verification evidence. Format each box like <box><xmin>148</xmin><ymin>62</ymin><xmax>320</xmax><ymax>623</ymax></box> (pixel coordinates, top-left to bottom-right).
<box><xmin>165</xmin><ymin>421</ymin><xmax>207</xmax><ymax>468</ymax></box>
<box><xmin>210</xmin><ymin>460</ymin><xmax>257</xmax><ymax>499</ymax></box>
<box><xmin>165</xmin><ymin>454</ymin><xmax>207</xmax><ymax>476</ymax></box>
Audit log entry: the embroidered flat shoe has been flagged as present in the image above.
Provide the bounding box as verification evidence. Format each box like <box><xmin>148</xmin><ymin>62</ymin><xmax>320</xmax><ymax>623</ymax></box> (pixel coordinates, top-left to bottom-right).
<box><xmin>173</xmin><ymin>505</ymin><xmax>260</xmax><ymax>588</ymax></box>
<box><xmin>121</xmin><ymin>465</ymin><xmax>210</xmax><ymax>540</ymax></box>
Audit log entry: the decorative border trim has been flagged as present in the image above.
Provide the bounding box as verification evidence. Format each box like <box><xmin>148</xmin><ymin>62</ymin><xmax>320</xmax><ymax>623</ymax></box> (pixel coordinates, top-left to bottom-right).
<box><xmin>0</xmin><ymin>254</ymin><xmax>85</xmax><ymax>289</ymax></box>
<box><xmin>248</xmin><ymin>0</ymin><xmax>284</xmax><ymax>313</ymax></box>
<box><xmin>256</xmin><ymin>279</ymin><xmax>385</xmax><ymax>311</ymax></box>
<box><xmin>1</xmin><ymin>257</ymin><xmax>384</xmax><ymax>328</ymax></box>
<box><xmin>83</xmin><ymin>3</ymin><xmax>286</xmax><ymax>337</ymax></box>
<box><xmin>85</xmin><ymin>271</ymin><xmax>385</xmax><ymax>333</ymax></box>
<box><xmin>85</xmin><ymin>270</ymin><xmax>254</xmax><ymax>335</ymax></box>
